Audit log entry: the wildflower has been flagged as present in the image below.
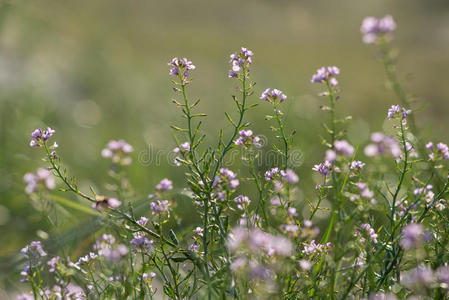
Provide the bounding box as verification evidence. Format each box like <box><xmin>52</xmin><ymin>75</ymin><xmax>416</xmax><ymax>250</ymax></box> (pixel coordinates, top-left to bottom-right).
<box><xmin>156</xmin><ymin>178</ymin><xmax>173</xmax><ymax>192</ymax></box>
<box><xmin>287</xmin><ymin>207</ymin><xmax>297</xmax><ymax>217</ymax></box>
<box><xmin>228</xmin><ymin>47</ymin><xmax>253</xmax><ymax>78</ymax></box>
<box><xmin>234</xmin><ymin>129</ymin><xmax>262</xmax><ymax>147</ymax></box>
<box><xmin>312</xmin><ymin>161</ymin><xmax>332</xmax><ymax>177</ymax></box>
<box><xmin>302</xmin><ymin>240</ymin><xmax>331</xmax><ymax>255</ymax></box>
<box><xmin>281</xmin><ymin>224</ymin><xmax>299</xmax><ymax>235</ymax></box>
<box><xmin>101</xmin><ymin>139</ymin><xmax>133</xmax><ymax>165</ymax></box>
<box><xmin>426</xmin><ymin>142</ymin><xmax>449</xmax><ymax>160</ymax></box>
<box><xmin>281</xmin><ymin>169</ymin><xmax>299</xmax><ymax>184</ymax></box>
<box><xmin>189</xmin><ymin>243</ymin><xmax>200</xmax><ymax>252</ymax></box>
<box><xmin>235</xmin><ymin>195</ymin><xmax>251</xmax><ymax>210</ymax></box>
<box><xmin>75</xmin><ymin>252</ymin><xmax>98</xmax><ymax>266</ymax></box>
<box><xmin>356</xmin><ymin>182</ymin><xmax>374</xmax><ymax>199</ymax></box>
<box><xmin>361</xmin><ymin>15</ymin><xmax>396</xmax><ymax>44</ymax></box>
<box><xmin>150</xmin><ymin>200</ymin><xmax>170</xmax><ymax>216</ymax></box>
<box><xmin>364</xmin><ymin>132</ymin><xmax>401</xmax><ymax>158</ymax></box>
<box><xmin>325</xmin><ymin>149</ymin><xmax>337</xmax><ymax>162</ymax></box>
<box><xmin>401</xmin><ymin>265</ymin><xmax>434</xmax><ymax>290</ymax></box>
<box><xmin>350</xmin><ymin>160</ymin><xmax>365</xmax><ymax>170</ymax></box>
<box><xmin>29</xmin><ymin>127</ymin><xmax>55</xmax><ymax>147</ymax></box>
<box><xmin>299</xmin><ymin>259</ymin><xmax>312</xmax><ymax>271</ymax></box>
<box><xmin>265</xmin><ymin>167</ymin><xmax>280</xmax><ymax>181</ymax></box>
<box><xmin>137</xmin><ymin>217</ymin><xmax>148</xmax><ymax>226</ymax></box>
<box><xmin>173</xmin><ymin>142</ymin><xmax>190</xmax><ymax>166</ymax></box>
<box><xmin>213</xmin><ymin>168</ymin><xmax>240</xmax><ymax>194</ymax></box>
<box><xmin>23</xmin><ymin>168</ymin><xmax>55</xmax><ymax>194</ymax></box>
<box><xmin>387</xmin><ymin>104</ymin><xmax>411</xmax><ymax>122</ymax></box>
<box><xmin>168</xmin><ymin>58</ymin><xmax>195</xmax><ymax>82</ymax></box>
<box><xmin>334</xmin><ymin>140</ymin><xmax>355</xmax><ymax>156</ymax></box>
<box><xmin>400</xmin><ymin>223</ymin><xmax>430</xmax><ymax>250</ymax></box>
<box><xmin>437</xmin><ymin>265</ymin><xmax>449</xmax><ymax>289</ymax></box>
<box><xmin>260</xmin><ymin>88</ymin><xmax>287</xmax><ymax>104</ymax></box>
<box><xmin>355</xmin><ymin>223</ymin><xmax>378</xmax><ymax>244</ymax></box>
<box><xmin>21</xmin><ymin>241</ymin><xmax>47</xmax><ymax>259</ymax></box>
<box><xmin>47</xmin><ymin>257</ymin><xmax>60</xmax><ymax>272</ymax></box>
<box><xmin>130</xmin><ymin>233</ymin><xmax>153</xmax><ymax>253</ymax></box>
<box><xmin>227</xmin><ymin>227</ymin><xmax>293</xmax><ymax>257</ymax></box>
<box><xmin>193</xmin><ymin>227</ymin><xmax>203</xmax><ymax>236</ymax></box>
<box><xmin>414</xmin><ymin>185</ymin><xmax>434</xmax><ymax>203</ymax></box>
<box><xmin>311</xmin><ymin>66</ymin><xmax>340</xmax><ymax>87</ymax></box>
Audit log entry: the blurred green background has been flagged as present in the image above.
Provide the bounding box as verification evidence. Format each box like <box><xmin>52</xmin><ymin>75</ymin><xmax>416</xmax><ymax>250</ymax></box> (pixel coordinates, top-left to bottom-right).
<box><xmin>1</xmin><ymin>0</ymin><xmax>449</xmax><ymax>295</ymax></box>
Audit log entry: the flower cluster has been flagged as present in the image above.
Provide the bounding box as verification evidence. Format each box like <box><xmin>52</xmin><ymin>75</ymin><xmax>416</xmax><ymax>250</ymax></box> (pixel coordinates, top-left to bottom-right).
<box><xmin>426</xmin><ymin>142</ymin><xmax>449</xmax><ymax>161</ymax></box>
<box><xmin>23</xmin><ymin>168</ymin><xmax>55</xmax><ymax>194</ymax></box>
<box><xmin>168</xmin><ymin>57</ymin><xmax>196</xmax><ymax>82</ymax></box>
<box><xmin>101</xmin><ymin>139</ymin><xmax>134</xmax><ymax>166</ymax></box>
<box><xmin>355</xmin><ymin>223</ymin><xmax>378</xmax><ymax>244</ymax></box>
<box><xmin>334</xmin><ymin>140</ymin><xmax>355</xmax><ymax>156</ymax></box>
<box><xmin>228</xmin><ymin>47</ymin><xmax>253</xmax><ymax>78</ymax></box>
<box><xmin>361</xmin><ymin>15</ymin><xmax>396</xmax><ymax>44</ymax></box>
<box><xmin>235</xmin><ymin>195</ymin><xmax>251</xmax><ymax>210</ymax></box>
<box><xmin>260</xmin><ymin>88</ymin><xmax>287</xmax><ymax>104</ymax></box>
<box><xmin>387</xmin><ymin>104</ymin><xmax>411</xmax><ymax>122</ymax></box>
<box><xmin>173</xmin><ymin>141</ymin><xmax>190</xmax><ymax>166</ymax></box>
<box><xmin>212</xmin><ymin>168</ymin><xmax>239</xmax><ymax>200</ymax></box>
<box><xmin>312</xmin><ymin>161</ymin><xmax>332</xmax><ymax>177</ymax></box>
<box><xmin>264</xmin><ymin>167</ymin><xmax>299</xmax><ymax>184</ymax></box>
<box><xmin>311</xmin><ymin>66</ymin><xmax>340</xmax><ymax>87</ymax></box>
<box><xmin>156</xmin><ymin>178</ymin><xmax>173</xmax><ymax>192</ymax></box>
<box><xmin>29</xmin><ymin>127</ymin><xmax>55</xmax><ymax>147</ymax></box>
<box><xmin>94</xmin><ymin>234</ymin><xmax>128</xmax><ymax>261</ymax></box>
<box><xmin>364</xmin><ymin>132</ymin><xmax>401</xmax><ymax>158</ymax></box>
<box><xmin>149</xmin><ymin>199</ymin><xmax>170</xmax><ymax>216</ymax></box>
<box><xmin>234</xmin><ymin>129</ymin><xmax>262</xmax><ymax>147</ymax></box>
<box><xmin>400</xmin><ymin>223</ymin><xmax>431</xmax><ymax>250</ymax></box>
<box><xmin>130</xmin><ymin>233</ymin><xmax>153</xmax><ymax>253</ymax></box>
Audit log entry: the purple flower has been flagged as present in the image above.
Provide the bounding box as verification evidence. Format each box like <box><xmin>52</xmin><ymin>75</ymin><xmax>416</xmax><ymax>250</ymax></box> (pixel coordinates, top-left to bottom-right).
<box><xmin>193</xmin><ymin>226</ymin><xmax>203</xmax><ymax>236</ymax></box>
<box><xmin>131</xmin><ymin>233</ymin><xmax>153</xmax><ymax>253</ymax></box>
<box><xmin>75</xmin><ymin>252</ymin><xmax>98</xmax><ymax>266</ymax></box>
<box><xmin>361</xmin><ymin>15</ymin><xmax>396</xmax><ymax>44</ymax></box>
<box><xmin>168</xmin><ymin>57</ymin><xmax>195</xmax><ymax>82</ymax></box>
<box><xmin>228</xmin><ymin>47</ymin><xmax>253</xmax><ymax>78</ymax></box>
<box><xmin>235</xmin><ymin>195</ymin><xmax>251</xmax><ymax>210</ymax></box>
<box><xmin>156</xmin><ymin>178</ymin><xmax>173</xmax><ymax>192</ymax></box>
<box><xmin>356</xmin><ymin>182</ymin><xmax>374</xmax><ymax>199</ymax></box>
<box><xmin>311</xmin><ymin>66</ymin><xmax>340</xmax><ymax>87</ymax></box>
<box><xmin>312</xmin><ymin>161</ymin><xmax>332</xmax><ymax>177</ymax></box>
<box><xmin>150</xmin><ymin>200</ymin><xmax>170</xmax><ymax>216</ymax></box>
<box><xmin>213</xmin><ymin>168</ymin><xmax>239</xmax><ymax>193</ymax></box>
<box><xmin>281</xmin><ymin>169</ymin><xmax>299</xmax><ymax>184</ymax></box>
<box><xmin>401</xmin><ymin>265</ymin><xmax>434</xmax><ymax>289</ymax></box>
<box><xmin>137</xmin><ymin>217</ymin><xmax>148</xmax><ymax>226</ymax></box>
<box><xmin>265</xmin><ymin>167</ymin><xmax>280</xmax><ymax>181</ymax></box>
<box><xmin>299</xmin><ymin>259</ymin><xmax>312</xmax><ymax>271</ymax></box>
<box><xmin>350</xmin><ymin>160</ymin><xmax>365</xmax><ymax>170</ymax></box>
<box><xmin>356</xmin><ymin>223</ymin><xmax>378</xmax><ymax>243</ymax></box>
<box><xmin>334</xmin><ymin>140</ymin><xmax>355</xmax><ymax>156</ymax></box>
<box><xmin>23</xmin><ymin>168</ymin><xmax>55</xmax><ymax>194</ymax></box>
<box><xmin>21</xmin><ymin>241</ymin><xmax>47</xmax><ymax>260</ymax></box>
<box><xmin>400</xmin><ymin>223</ymin><xmax>430</xmax><ymax>250</ymax></box>
<box><xmin>234</xmin><ymin>129</ymin><xmax>262</xmax><ymax>147</ymax></box>
<box><xmin>287</xmin><ymin>207</ymin><xmax>297</xmax><ymax>217</ymax></box>
<box><xmin>260</xmin><ymin>88</ymin><xmax>287</xmax><ymax>104</ymax></box>
<box><xmin>101</xmin><ymin>139</ymin><xmax>133</xmax><ymax>165</ymax></box>
<box><xmin>364</xmin><ymin>132</ymin><xmax>401</xmax><ymax>158</ymax></box>
<box><xmin>29</xmin><ymin>127</ymin><xmax>55</xmax><ymax>147</ymax></box>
